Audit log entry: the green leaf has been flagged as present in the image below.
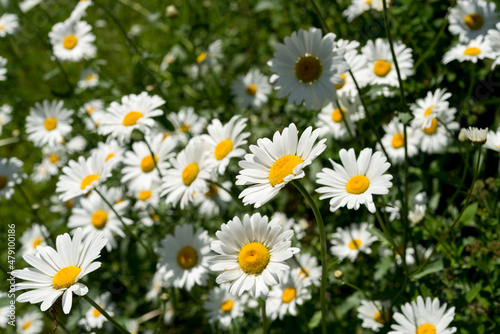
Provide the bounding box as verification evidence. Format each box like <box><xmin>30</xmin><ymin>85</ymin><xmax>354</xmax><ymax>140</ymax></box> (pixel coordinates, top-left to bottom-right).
<box><xmin>459</xmin><ymin>202</ymin><xmax>478</xmax><ymax>225</ymax></box>
<box><xmin>308</xmin><ymin>311</ymin><xmax>322</xmax><ymax>329</ymax></box>
<box><xmin>465</xmin><ymin>284</ymin><xmax>482</xmax><ymax>303</ymax></box>
<box><xmin>411</xmin><ymin>259</ymin><xmax>444</xmax><ymax>281</ymax></box>
<box><xmin>327</xmin><ymin>259</ymin><xmax>340</xmax><ymax>271</ymax></box>
<box><xmin>398</xmin><ymin>112</ymin><xmax>413</xmax><ymax>124</ymax></box>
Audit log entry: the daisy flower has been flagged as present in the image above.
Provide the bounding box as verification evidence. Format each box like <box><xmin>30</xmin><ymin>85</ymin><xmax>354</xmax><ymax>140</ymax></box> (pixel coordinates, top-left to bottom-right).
<box><xmin>191</xmin><ymin>39</ymin><xmax>223</xmax><ymax>78</ymax></box>
<box><xmin>100</xmin><ymin>92</ymin><xmax>165</xmax><ymax>144</ymax></box>
<box><xmin>231</xmin><ymin>69</ymin><xmax>272</xmax><ymax>109</ymax></box>
<box><xmin>0</xmin><ymin>13</ymin><xmax>19</xmax><ymax>37</ymax></box>
<box><xmin>160</xmin><ymin>137</ymin><xmax>213</xmax><ymax>209</ymax></box>
<box><xmin>389</xmin><ymin>296</ymin><xmax>456</xmax><ymax>334</ymax></box>
<box><xmin>122</xmin><ymin>133</ymin><xmax>175</xmax><ymax>190</ymax></box>
<box><xmin>409</xmin><ymin>204</ymin><xmax>426</xmax><ymax>224</ymax></box>
<box><xmin>379</xmin><ymin>117</ymin><xmax>419</xmax><ymax>164</ymax></box>
<box><xmin>203</xmin><ymin>283</ymin><xmax>246</xmax><ymax>328</ymax></box>
<box><xmin>357</xmin><ymin>300</ymin><xmax>391</xmax><ymax>332</ymax></box>
<box><xmin>316</xmin><ymin>148</ymin><xmax>393</xmax><ymax>213</ymax></box>
<box><xmin>462</xmin><ymin>126</ymin><xmax>488</xmax><ymax>145</ymax></box>
<box><xmin>442</xmin><ymin>35</ymin><xmax>495</xmax><ymax>64</ymax></box>
<box><xmin>49</xmin><ymin>19</ymin><xmax>96</xmax><ymax>61</ymax></box>
<box><xmin>334</xmin><ymin>40</ymin><xmax>371</xmax><ymax>99</ymax></box>
<box><xmin>31</xmin><ymin>161</ymin><xmax>52</xmax><ymax>184</ymax></box>
<box><xmin>77</xmin><ymin>68</ymin><xmax>99</xmax><ymax>89</ymax></box>
<box><xmin>343</xmin><ymin>0</ymin><xmax>389</xmax><ymax>22</ymax></box>
<box><xmin>0</xmin><ymin>56</ymin><xmax>6</xmax><ymax>81</ymax></box>
<box><xmin>17</xmin><ymin>311</ymin><xmax>44</xmax><ymax>334</ymax></box>
<box><xmin>91</xmin><ymin>139</ymin><xmax>126</xmax><ymax>166</ymax></box>
<box><xmin>210</xmin><ymin>213</ymin><xmax>300</xmax><ymax>299</ymax></box>
<box><xmin>25</xmin><ymin>100</ymin><xmax>74</xmax><ymax>148</ymax></box>
<box><xmin>146</xmin><ymin>267</ymin><xmax>172</xmax><ymax>302</ymax></box>
<box><xmin>68</xmin><ymin>187</ymin><xmax>132</xmax><ymax>251</ymax></box>
<box><xmin>385</xmin><ymin>200</ymin><xmax>401</xmax><ymax>222</ymax></box>
<box><xmin>56</xmin><ymin>153</ymin><xmax>114</xmax><ymax>202</ymax></box>
<box><xmin>486</xmin><ymin>22</ymin><xmax>500</xmax><ymax>69</ymax></box>
<box><xmin>330</xmin><ymin>222</ymin><xmax>378</xmax><ymax>262</ymax></box>
<box><xmin>167</xmin><ymin>106</ymin><xmax>207</xmax><ymax>144</ymax></box>
<box><xmin>19</xmin><ymin>224</ymin><xmax>49</xmax><ymax>256</ymax></box>
<box><xmin>12</xmin><ymin>228</ymin><xmax>108</xmax><ymax>314</ymax></box>
<box><xmin>0</xmin><ymin>104</ymin><xmax>13</xmax><ymax>134</ymax></box>
<box><xmin>81</xmin><ymin>99</ymin><xmax>105</xmax><ymax>130</ymax></box>
<box><xmin>0</xmin><ymin>157</ymin><xmax>26</xmax><ymax>200</ymax></box>
<box><xmin>485</xmin><ymin>127</ymin><xmax>500</xmax><ymax>152</ymax></box>
<box><xmin>156</xmin><ymin>224</ymin><xmax>212</xmax><ymax>291</ymax></box>
<box><xmin>266</xmin><ymin>268</ymin><xmax>312</xmax><ymax>320</ymax></box>
<box><xmin>291</xmin><ymin>252</ymin><xmax>321</xmax><ymax>288</ymax></box>
<box><xmin>78</xmin><ymin>291</ymin><xmax>114</xmax><ymax>331</ymax></box>
<box><xmin>203</xmin><ymin>116</ymin><xmax>250</xmax><ymax>174</ymax></box>
<box><xmin>361</xmin><ymin>38</ymin><xmax>414</xmax><ymax>89</ymax></box>
<box><xmin>410</xmin><ymin>88</ymin><xmax>454</xmax><ymax>130</ymax></box>
<box><xmin>316</xmin><ymin>94</ymin><xmax>364</xmax><ymax>140</ymax></box>
<box><xmin>269</xmin><ymin>27</ymin><xmax>348</xmax><ymax>110</ymax></box>
<box><xmin>236</xmin><ymin>123</ymin><xmax>327</xmax><ymax>208</ymax></box>
<box><xmin>131</xmin><ymin>181</ymin><xmax>161</xmax><ymax>211</ymax></box>
<box><xmin>193</xmin><ymin>181</ymin><xmax>232</xmax><ymax>216</ymax></box>
<box><xmin>448</xmin><ymin>0</ymin><xmax>498</xmax><ymax>42</ymax></box>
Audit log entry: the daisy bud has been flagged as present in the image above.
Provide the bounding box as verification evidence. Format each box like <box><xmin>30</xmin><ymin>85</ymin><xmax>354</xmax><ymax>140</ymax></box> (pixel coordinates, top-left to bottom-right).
<box><xmin>334</xmin><ymin>270</ymin><xmax>344</xmax><ymax>280</ymax></box>
<box><xmin>166</xmin><ymin>5</ymin><xmax>179</xmax><ymax>18</ymax></box>
<box><xmin>462</xmin><ymin>126</ymin><xmax>488</xmax><ymax>145</ymax></box>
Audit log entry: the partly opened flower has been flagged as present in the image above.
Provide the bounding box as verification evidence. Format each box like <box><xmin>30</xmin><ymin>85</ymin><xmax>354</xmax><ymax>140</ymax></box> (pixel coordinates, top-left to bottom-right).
<box><xmin>357</xmin><ymin>300</ymin><xmax>391</xmax><ymax>332</ymax></box>
<box><xmin>12</xmin><ymin>228</ymin><xmax>108</xmax><ymax>314</ymax></box>
<box><xmin>330</xmin><ymin>222</ymin><xmax>378</xmax><ymax>262</ymax></box>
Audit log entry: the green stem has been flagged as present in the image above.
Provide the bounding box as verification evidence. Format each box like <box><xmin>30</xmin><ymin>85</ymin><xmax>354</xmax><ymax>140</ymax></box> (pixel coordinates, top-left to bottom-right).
<box><xmin>83</xmin><ymin>295</ymin><xmax>129</xmax><ymax>334</ymax></box>
<box><xmin>260</xmin><ymin>298</ymin><xmax>268</xmax><ymax>334</ymax></box>
<box><xmin>292</xmin><ymin>180</ymin><xmax>327</xmax><ymax>334</ymax></box>
<box><xmin>307</xmin><ymin>0</ymin><xmax>333</xmax><ymax>33</ymax></box>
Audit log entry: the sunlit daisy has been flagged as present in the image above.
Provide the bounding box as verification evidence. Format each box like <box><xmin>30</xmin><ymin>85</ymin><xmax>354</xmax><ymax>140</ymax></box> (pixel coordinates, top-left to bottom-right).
<box><xmin>77</xmin><ymin>68</ymin><xmax>99</xmax><ymax>89</ymax></box>
<box><xmin>0</xmin><ymin>103</ymin><xmax>13</xmax><ymax>134</ymax></box>
<box><xmin>17</xmin><ymin>311</ymin><xmax>44</xmax><ymax>334</ymax></box>
<box><xmin>156</xmin><ymin>224</ymin><xmax>212</xmax><ymax>291</ymax></box>
<box><xmin>12</xmin><ymin>228</ymin><xmax>108</xmax><ymax>314</ymax></box>
<box><xmin>330</xmin><ymin>222</ymin><xmax>378</xmax><ymax>262</ymax></box>
<box><xmin>0</xmin><ymin>56</ymin><xmax>6</xmax><ymax>81</ymax></box>
<box><xmin>49</xmin><ymin>19</ymin><xmax>96</xmax><ymax>61</ymax></box>
<box><xmin>167</xmin><ymin>106</ymin><xmax>207</xmax><ymax>144</ymax></box>
<box><xmin>343</xmin><ymin>0</ymin><xmax>389</xmax><ymax>22</ymax></box>
<box><xmin>291</xmin><ymin>252</ymin><xmax>321</xmax><ymax>288</ymax></box>
<box><xmin>210</xmin><ymin>213</ymin><xmax>300</xmax><ymax>299</ymax></box>
<box><xmin>442</xmin><ymin>35</ymin><xmax>495</xmax><ymax>64</ymax></box>
<box><xmin>316</xmin><ymin>148</ymin><xmax>393</xmax><ymax>213</ymax></box>
<box><xmin>193</xmin><ymin>181</ymin><xmax>232</xmax><ymax>216</ymax></box>
<box><xmin>357</xmin><ymin>300</ymin><xmax>391</xmax><ymax>332</ymax></box>
<box><xmin>25</xmin><ymin>100</ymin><xmax>74</xmax><ymax>148</ymax></box>
<box><xmin>269</xmin><ymin>27</ymin><xmax>349</xmax><ymax>110</ymax></box>
<box><xmin>131</xmin><ymin>181</ymin><xmax>161</xmax><ymax>211</ymax></box>
<box><xmin>91</xmin><ymin>139</ymin><xmax>126</xmax><ymax>166</ymax></box>
<box><xmin>0</xmin><ymin>13</ymin><xmax>19</xmax><ymax>37</ymax></box>
<box><xmin>231</xmin><ymin>69</ymin><xmax>272</xmax><ymax>109</ymax></box>
<box><xmin>203</xmin><ymin>283</ymin><xmax>247</xmax><ymax>328</ymax></box>
<box><xmin>379</xmin><ymin>117</ymin><xmax>419</xmax><ymax>164</ymax></box>
<box><xmin>486</xmin><ymin>22</ymin><xmax>500</xmax><ymax>69</ymax></box>
<box><xmin>100</xmin><ymin>92</ymin><xmax>165</xmax><ymax>143</ymax></box>
<box><xmin>203</xmin><ymin>116</ymin><xmax>250</xmax><ymax>174</ymax></box>
<box><xmin>78</xmin><ymin>291</ymin><xmax>114</xmax><ymax>331</ymax></box>
<box><xmin>236</xmin><ymin>123</ymin><xmax>327</xmax><ymax>208</ymax></box>
<box><xmin>389</xmin><ymin>296</ymin><xmax>456</xmax><ymax>334</ymax></box>
<box><xmin>0</xmin><ymin>157</ymin><xmax>26</xmax><ymax>200</ymax></box>
<box><xmin>410</xmin><ymin>88</ymin><xmax>454</xmax><ymax>130</ymax></box>
<box><xmin>462</xmin><ymin>126</ymin><xmax>488</xmax><ymax>145</ymax></box>
<box><xmin>485</xmin><ymin>127</ymin><xmax>500</xmax><ymax>152</ymax></box>
<box><xmin>20</xmin><ymin>224</ymin><xmax>49</xmax><ymax>257</ymax></box>
<box><xmin>316</xmin><ymin>94</ymin><xmax>365</xmax><ymax>140</ymax></box>
<box><xmin>449</xmin><ymin>0</ymin><xmax>498</xmax><ymax>42</ymax></box>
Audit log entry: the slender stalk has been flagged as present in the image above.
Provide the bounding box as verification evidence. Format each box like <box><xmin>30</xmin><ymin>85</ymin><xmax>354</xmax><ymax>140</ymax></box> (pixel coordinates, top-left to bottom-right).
<box><xmin>292</xmin><ymin>180</ymin><xmax>327</xmax><ymax>334</ymax></box>
<box><xmin>83</xmin><ymin>295</ymin><xmax>129</xmax><ymax>334</ymax></box>
<box><xmin>307</xmin><ymin>0</ymin><xmax>333</xmax><ymax>33</ymax></box>
<box><xmin>260</xmin><ymin>298</ymin><xmax>268</xmax><ymax>334</ymax></box>
<box><xmin>335</xmin><ymin>98</ymin><xmax>354</xmax><ymax>139</ymax></box>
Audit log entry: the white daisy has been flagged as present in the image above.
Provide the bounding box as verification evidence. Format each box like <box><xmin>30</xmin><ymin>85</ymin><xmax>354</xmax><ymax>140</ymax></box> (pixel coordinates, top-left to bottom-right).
<box><xmin>389</xmin><ymin>296</ymin><xmax>456</xmax><ymax>334</ymax></box>
<box><xmin>291</xmin><ymin>253</ymin><xmax>321</xmax><ymax>288</ymax></box>
<box><xmin>269</xmin><ymin>27</ymin><xmax>348</xmax><ymax>110</ymax></box>
<box><xmin>231</xmin><ymin>69</ymin><xmax>272</xmax><ymax>109</ymax></box>
<box><xmin>486</xmin><ymin>22</ymin><xmax>500</xmax><ymax>69</ymax></box>
<box><xmin>65</xmin><ymin>135</ymin><xmax>87</xmax><ymax>154</ymax></box>
<box><xmin>272</xmin><ymin>212</ymin><xmax>306</xmax><ymax>241</ymax></box>
<box><xmin>330</xmin><ymin>222</ymin><xmax>378</xmax><ymax>262</ymax></box>
<box><xmin>160</xmin><ymin>137</ymin><xmax>213</xmax><ymax>209</ymax></box>
<box><xmin>0</xmin><ymin>13</ymin><xmax>19</xmax><ymax>37</ymax></box>
<box><xmin>484</xmin><ymin>127</ymin><xmax>500</xmax><ymax>152</ymax></box>
<box><xmin>210</xmin><ymin>213</ymin><xmax>300</xmax><ymax>299</ymax></box>
<box><xmin>316</xmin><ymin>148</ymin><xmax>393</xmax><ymax>213</ymax></box>
<box><xmin>357</xmin><ymin>300</ymin><xmax>391</xmax><ymax>332</ymax></box>
<box><xmin>131</xmin><ymin>181</ymin><xmax>161</xmax><ymax>211</ymax></box>
<box><xmin>90</xmin><ymin>139</ymin><xmax>126</xmax><ymax>166</ymax></box>
<box><xmin>266</xmin><ymin>268</ymin><xmax>312</xmax><ymax>320</ymax></box>
<box><xmin>100</xmin><ymin>92</ymin><xmax>165</xmax><ymax>144</ymax></box>
<box><xmin>49</xmin><ymin>19</ymin><xmax>96</xmax><ymax>61</ymax></box>
<box><xmin>167</xmin><ymin>106</ymin><xmax>207</xmax><ymax>144</ymax></box>
<box><xmin>25</xmin><ymin>100</ymin><xmax>74</xmax><ymax>148</ymax></box>
<box><xmin>193</xmin><ymin>181</ymin><xmax>232</xmax><ymax>216</ymax></box>
<box><xmin>462</xmin><ymin>126</ymin><xmax>488</xmax><ymax>145</ymax></box>
<box><xmin>203</xmin><ymin>116</ymin><xmax>250</xmax><ymax>174</ymax></box>
<box><xmin>81</xmin><ymin>99</ymin><xmax>105</xmax><ymax>131</ymax></box>
<box><xmin>236</xmin><ymin>123</ymin><xmax>327</xmax><ymax>208</ymax></box>
<box><xmin>78</xmin><ymin>291</ymin><xmax>114</xmax><ymax>331</ymax></box>
<box><xmin>145</xmin><ymin>267</ymin><xmax>172</xmax><ymax>302</ymax></box>
<box><xmin>156</xmin><ymin>224</ymin><xmax>212</xmax><ymax>291</ymax></box>
<box><xmin>343</xmin><ymin>0</ymin><xmax>389</xmax><ymax>22</ymax></box>
<box><xmin>442</xmin><ymin>35</ymin><xmax>495</xmax><ymax>64</ymax></box>
<box><xmin>0</xmin><ymin>157</ymin><xmax>26</xmax><ymax>200</ymax></box>
<box><xmin>409</xmin><ymin>204</ymin><xmax>426</xmax><ymax>224</ymax></box>
<box><xmin>191</xmin><ymin>39</ymin><xmax>223</xmax><ymax>78</ymax></box>
<box><xmin>0</xmin><ymin>56</ymin><xmax>6</xmax><ymax>81</ymax></box>
<box><xmin>11</xmin><ymin>228</ymin><xmax>108</xmax><ymax>314</ymax></box>
<box><xmin>17</xmin><ymin>311</ymin><xmax>44</xmax><ymax>334</ymax></box>
<box><xmin>379</xmin><ymin>117</ymin><xmax>419</xmax><ymax>164</ymax></box>
<box><xmin>31</xmin><ymin>161</ymin><xmax>52</xmax><ymax>184</ymax></box>
<box><xmin>0</xmin><ymin>103</ymin><xmax>13</xmax><ymax>135</ymax></box>
<box><xmin>122</xmin><ymin>133</ymin><xmax>175</xmax><ymax>191</ymax></box>
<box><xmin>410</xmin><ymin>88</ymin><xmax>454</xmax><ymax>130</ymax></box>
<box><xmin>385</xmin><ymin>200</ymin><xmax>401</xmax><ymax>222</ymax></box>
<box><xmin>203</xmin><ymin>283</ymin><xmax>246</xmax><ymax>328</ymax></box>
<box><xmin>334</xmin><ymin>39</ymin><xmax>371</xmax><ymax>99</ymax></box>
<box><xmin>316</xmin><ymin>94</ymin><xmax>365</xmax><ymax>140</ymax></box>
<box><xmin>448</xmin><ymin>0</ymin><xmax>498</xmax><ymax>42</ymax></box>
<box><xmin>20</xmin><ymin>224</ymin><xmax>49</xmax><ymax>257</ymax></box>
<box><xmin>77</xmin><ymin>68</ymin><xmax>99</xmax><ymax>89</ymax></box>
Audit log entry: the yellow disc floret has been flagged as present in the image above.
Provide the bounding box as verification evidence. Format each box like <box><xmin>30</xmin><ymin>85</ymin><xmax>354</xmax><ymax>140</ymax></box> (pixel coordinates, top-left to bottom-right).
<box><xmin>417</xmin><ymin>323</ymin><xmax>436</xmax><ymax>334</ymax></box>
<box><xmin>32</xmin><ymin>237</ymin><xmax>42</xmax><ymax>249</ymax></box>
<box><xmin>238</xmin><ymin>242</ymin><xmax>270</xmax><ymax>275</ymax></box>
<box><xmin>391</xmin><ymin>133</ymin><xmax>404</xmax><ymax>149</ymax></box>
<box><xmin>63</xmin><ymin>35</ymin><xmax>78</xmax><ymax>50</ymax></box>
<box><xmin>346</xmin><ymin>175</ymin><xmax>370</xmax><ymax>194</ymax></box>
<box><xmin>331</xmin><ymin>108</ymin><xmax>343</xmax><ymax>123</ymax></box>
<box><xmin>464</xmin><ymin>13</ymin><xmax>483</xmax><ymax>30</ymax></box>
<box><xmin>373</xmin><ymin>310</ymin><xmax>389</xmax><ymax>324</ymax></box>
<box><xmin>44</xmin><ymin>117</ymin><xmax>58</xmax><ymax>131</ymax></box>
<box><xmin>282</xmin><ymin>287</ymin><xmax>297</xmax><ymax>303</ymax></box>
<box><xmin>182</xmin><ymin>163</ymin><xmax>199</xmax><ymax>186</ymax></box>
<box><xmin>53</xmin><ymin>266</ymin><xmax>81</xmax><ymax>289</ymax></box>
<box><xmin>139</xmin><ymin>190</ymin><xmax>152</xmax><ymax>201</ymax></box>
<box><xmin>373</xmin><ymin>60</ymin><xmax>392</xmax><ymax>77</ymax></box>
<box><xmin>295</xmin><ymin>55</ymin><xmax>323</xmax><ymax>84</ymax></box>
<box><xmin>333</xmin><ymin>73</ymin><xmax>346</xmax><ymax>90</ymax></box>
<box><xmin>80</xmin><ymin>174</ymin><xmax>99</xmax><ymax>190</ymax></box>
<box><xmin>423</xmin><ymin>118</ymin><xmax>438</xmax><ymax>135</ymax></box>
<box><xmin>268</xmin><ymin>155</ymin><xmax>304</xmax><ymax>187</ymax></box>
<box><xmin>220</xmin><ymin>300</ymin><xmax>234</xmax><ymax>313</ymax></box>
<box><xmin>246</xmin><ymin>84</ymin><xmax>258</xmax><ymax>96</ymax></box>
<box><xmin>93</xmin><ymin>308</ymin><xmax>102</xmax><ymax>317</ymax></box>
<box><xmin>463</xmin><ymin>47</ymin><xmax>481</xmax><ymax>56</ymax></box>
<box><xmin>196</xmin><ymin>51</ymin><xmax>207</xmax><ymax>63</ymax></box>
<box><xmin>214</xmin><ymin>139</ymin><xmax>233</xmax><ymax>160</ymax></box>
<box><xmin>122</xmin><ymin>111</ymin><xmax>143</xmax><ymax>126</ymax></box>
<box><xmin>176</xmin><ymin>246</ymin><xmax>198</xmax><ymax>269</ymax></box>
<box><xmin>348</xmin><ymin>239</ymin><xmax>362</xmax><ymax>250</ymax></box>
<box><xmin>91</xmin><ymin>210</ymin><xmax>108</xmax><ymax>229</ymax></box>
<box><xmin>141</xmin><ymin>155</ymin><xmax>158</xmax><ymax>173</ymax></box>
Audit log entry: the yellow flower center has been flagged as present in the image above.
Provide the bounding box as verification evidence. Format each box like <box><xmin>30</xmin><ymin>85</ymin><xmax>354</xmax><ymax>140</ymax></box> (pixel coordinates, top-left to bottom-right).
<box><xmin>417</xmin><ymin>323</ymin><xmax>436</xmax><ymax>334</ymax></box>
<box><xmin>214</xmin><ymin>139</ymin><xmax>233</xmax><ymax>160</ymax></box>
<box><xmin>333</xmin><ymin>73</ymin><xmax>346</xmax><ymax>90</ymax></box>
<box><xmin>80</xmin><ymin>174</ymin><xmax>99</xmax><ymax>190</ymax></box>
<box><xmin>373</xmin><ymin>60</ymin><xmax>392</xmax><ymax>77</ymax></box>
<box><xmin>464</xmin><ymin>13</ymin><xmax>483</xmax><ymax>30</ymax></box>
<box><xmin>53</xmin><ymin>266</ymin><xmax>81</xmax><ymax>289</ymax></box>
<box><xmin>32</xmin><ymin>237</ymin><xmax>42</xmax><ymax>249</ymax></box>
<box><xmin>196</xmin><ymin>51</ymin><xmax>207</xmax><ymax>63</ymax></box>
<box><xmin>176</xmin><ymin>246</ymin><xmax>198</xmax><ymax>269</ymax></box>
<box><xmin>141</xmin><ymin>155</ymin><xmax>158</xmax><ymax>173</ymax></box>
<box><xmin>282</xmin><ymin>287</ymin><xmax>297</xmax><ymax>303</ymax></box>
<box><xmin>44</xmin><ymin>117</ymin><xmax>58</xmax><ymax>131</ymax></box>
<box><xmin>299</xmin><ymin>268</ymin><xmax>310</xmax><ymax>278</ymax></box>
<box><xmin>331</xmin><ymin>108</ymin><xmax>344</xmax><ymax>123</ymax></box>
<box><xmin>348</xmin><ymin>239</ymin><xmax>362</xmax><ymax>250</ymax></box>
<box><xmin>463</xmin><ymin>47</ymin><xmax>481</xmax><ymax>56</ymax></box>
<box><xmin>139</xmin><ymin>190</ymin><xmax>152</xmax><ymax>201</ymax></box>
<box><xmin>182</xmin><ymin>163</ymin><xmax>199</xmax><ymax>186</ymax></box>
<box><xmin>65</xmin><ymin>199</ymin><xmax>74</xmax><ymax>209</ymax></box>
<box><xmin>238</xmin><ymin>242</ymin><xmax>270</xmax><ymax>275</ymax></box>
<box><xmin>180</xmin><ymin>124</ymin><xmax>190</xmax><ymax>133</ymax></box>
<box><xmin>423</xmin><ymin>118</ymin><xmax>438</xmax><ymax>135</ymax></box>
<box><xmin>91</xmin><ymin>210</ymin><xmax>108</xmax><ymax>229</ymax></box>
<box><xmin>268</xmin><ymin>154</ymin><xmax>304</xmax><ymax>187</ymax></box>
<box><xmin>122</xmin><ymin>111</ymin><xmax>143</xmax><ymax>126</ymax></box>
<box><xmin>86</xmin><ymin>74</ymin><xmax>94</xmax><ymax>81</ymax></box>
<box><xmin>204</xmin><ymin>183</ymin><xmax>219</xmax><ymax>198</ymax></box>
<box><xmin>373</xmin><ymin>310</ymin><xmax>389</xmax><ymax>324</ymax></box>
<box><xmin>105</xmin><ymin>153</ymin><xmax>115</xmax><ymax>162</ymax></box>
<box><xmin>220</xmin><ymin>300</ymin><xmax>234</xmax><ymax>313</ymax></box>
<box><xmin>0</xmin><ymin>25</ymin><xmax>4</xmax><ymax>30</ymax></box>
<box><xmin>295</xmin><ymin>55</ymin><xmax>323</xmax><ymax>84</ymax></box>
<box><xmin>87</xmin><ymin>106</ymin><xmax>95</xmax><ymax>114</ymax></box>
<box><xmin>346</xmin><ymin>175</ymin><xmax>370</xmax><ymax>194</ymax></box>
<box><xmin>22</xmin><ymin>321</ymin><xmax>32</xmax><ymax>330</ymax></box>
<box><xmin>246</xmin><ymin>84</ymin><xmax>258</xmax><ymax>96</ymax></box>
<box><xmin>63</xmin><ymin>35</ymin><xmax>78</xmax><ymax>50</ymax></box>
<box><xmin>0</xmin><ymin>176</ymin><xmax>7</xmax><ymax>190</ymax></box>
<box><xmin>391</xmin><ymin>133</ymin><xmax>404</xmax><ymax>149</ymax></box>
<box><xmin>365</xmin><ymin>0</ymin><xmax>372</xmax><ymax>4</ymax></box>
<box><xmin>424</xmin><ymin>107</ymin><xmax>432</xmax><ymax>117</ymax></box>
<box><xmin>93</xmin><ymin>307</ymin><xmax>102</xmax><ymax>317</ymax></box>
<box><xmin>49</xmin><ymin>154</ymin><xmax>59</xmax><ymax>164</ymax></box>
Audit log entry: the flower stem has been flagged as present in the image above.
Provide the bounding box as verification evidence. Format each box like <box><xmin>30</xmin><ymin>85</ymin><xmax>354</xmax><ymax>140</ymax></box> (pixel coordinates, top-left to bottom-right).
<box><xmin>140</xmin><ymin>131</ymin><xmax>163</xmax><ymax>179</ymax></box>
<box><xmin>307</xmin><ymin>0</ymin><xmax>333</xmax><ymax>33</ymax></box>
<box><xmin>260</xmin><ymin>298</ymin><xmax>268</xmax><ymax>334</ymax></box>
<box><xmin>292</xmin><ymin>180</ymin><xmax>328</xmax><ymax>334</ymax></box>
<box><xmin>83</xmin><ymin>295</ymin><xmax>129</xmax><ymax>334</ymax></box>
